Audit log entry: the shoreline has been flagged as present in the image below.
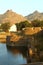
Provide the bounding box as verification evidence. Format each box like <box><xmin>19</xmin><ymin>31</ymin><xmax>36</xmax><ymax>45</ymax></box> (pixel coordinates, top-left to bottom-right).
<box><xmin>0</xmin><ymin>38</ymin><xmax>6</xmax><ymax>43</ymax></box>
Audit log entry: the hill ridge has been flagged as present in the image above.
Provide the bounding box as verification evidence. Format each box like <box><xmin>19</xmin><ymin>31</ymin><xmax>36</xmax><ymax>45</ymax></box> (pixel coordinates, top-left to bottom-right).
<box><xmin>0</xmin><ymin>10</ymin><xmax>27</xmax><ymax>25</ymax></box>
<box><xmin>25</xmin><ymin>11</ymin><xmax>43</xmax><ymax>21</ymax></box>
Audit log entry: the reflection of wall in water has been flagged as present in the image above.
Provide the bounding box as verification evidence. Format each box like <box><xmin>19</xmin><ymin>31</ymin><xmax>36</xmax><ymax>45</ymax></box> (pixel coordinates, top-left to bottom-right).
<box><xmin>6</xmin><ymin>46</ymin><xmax>27</xmax><ymax>58</ymax></box>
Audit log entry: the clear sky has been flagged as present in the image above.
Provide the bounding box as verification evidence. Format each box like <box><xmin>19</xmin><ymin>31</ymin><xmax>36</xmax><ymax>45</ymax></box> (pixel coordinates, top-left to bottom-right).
<box><xmin>0</xmin><ymin>0</ymin><xmax>43</xmax><ymax>16</ymax></box>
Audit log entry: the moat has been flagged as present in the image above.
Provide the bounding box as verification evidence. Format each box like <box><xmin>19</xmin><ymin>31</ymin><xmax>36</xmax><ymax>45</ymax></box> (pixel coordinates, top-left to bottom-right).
<box><xmin>0</xmin><ymin>43</ymin><xmax>28</xmax><ymax>65</ymax></box>
<box><xmin>0</xmin><ymin>42</ymin><xmax>43</xmax><ymax>65</ymax></box>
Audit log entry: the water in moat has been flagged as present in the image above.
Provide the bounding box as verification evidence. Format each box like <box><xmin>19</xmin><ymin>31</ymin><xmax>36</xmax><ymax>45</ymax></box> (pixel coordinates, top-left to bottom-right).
<box><xmin>0</xmin><ymin>43</ymin><xmax>28</xmax><ymax>65</ymax></box>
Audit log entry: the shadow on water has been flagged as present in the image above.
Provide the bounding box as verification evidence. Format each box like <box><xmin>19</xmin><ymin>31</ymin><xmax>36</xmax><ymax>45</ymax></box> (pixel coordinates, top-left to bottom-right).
<box><xmin>6</xmin><ymin>45</ymin><xmax>28</xmax><ymax>58</ymax></box>
<box><xmin>6</xmin><ymin>45</ymin><xmax>28</xmax><ymax>64</ymax></box>
<box><xmin>6</xmin><ymin>45</ymin><xmax>41</xmax><ymax>64</ymax></box>
<box><xmin>0</xmin><ymin>43</ymin><xmax>28</xmax><ymax>65</ymax></box>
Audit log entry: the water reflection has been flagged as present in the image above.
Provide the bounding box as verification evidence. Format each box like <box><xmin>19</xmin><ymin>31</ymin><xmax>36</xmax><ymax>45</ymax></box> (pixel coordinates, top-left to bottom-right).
<box><xmin>0</xmin><ymin>43</ymin><xmax>27</xmax><ymax>65</ymax></box>
<box><xmin>0</xmin><ymin>43</ymin><xmax>43</xmax><ymax>65</ymax></box>
<box><xmin>7</xmin><ymin>46</ymin><xmax>27</xmax><ymax>64</ymax></box>
<box><xmin>7</xmin><ymin>46</ymin><xmax>27</xmax><ymax>57</ymax></box>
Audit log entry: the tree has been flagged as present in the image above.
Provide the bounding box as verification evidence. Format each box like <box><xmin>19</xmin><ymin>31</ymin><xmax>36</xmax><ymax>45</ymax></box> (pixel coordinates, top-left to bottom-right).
<box><xmin>15</xmin><ymin>23</ymin><xmax>20</xmax><ymax>30</ymax></box>
<box><xmin>0</xmin><ymin>24</ymin><xmax>1</xmax><ymax>29</ymax></box>
<box><xmin>16</xmin><ymin>20</ymin><xmax>32</xmax><ymax>30</ymax></box>
<box><xmin>1</xmin><ymin>22</ymin><xmax>10</xmax><ymax>32</ymax></box>
<box><xmin>32</xmin><ymin>20</ymin><xmax>41</xmax><ymax>27</ymax></box>
<box><xmin>32</xmin><ymin>20</ymin><xmax>43</xmax><ymax>27</ymax></box>
<box><xmin>40</xmin><ymin>21</ymin><xmax>43</xmax><ymax>27</ymax></box>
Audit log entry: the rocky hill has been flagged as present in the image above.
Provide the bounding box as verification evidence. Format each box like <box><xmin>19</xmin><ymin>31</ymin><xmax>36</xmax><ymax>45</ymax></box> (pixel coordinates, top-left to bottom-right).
<box><xmin>0</xmin><ymin>10</ymin><xmax>27</xmax><ymax>25</ymax></box>
<box><xmin>25</xmin><ymin>11</ymin><xmax>43</xmax><ymax>21</ymax></box>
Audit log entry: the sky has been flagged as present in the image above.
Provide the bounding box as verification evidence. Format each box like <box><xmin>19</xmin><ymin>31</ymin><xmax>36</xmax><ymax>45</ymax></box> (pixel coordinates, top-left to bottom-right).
<box><xmin>0</xmin><ymin>0</ymin><xmax>43</xmax><ymax>16</ymax></box>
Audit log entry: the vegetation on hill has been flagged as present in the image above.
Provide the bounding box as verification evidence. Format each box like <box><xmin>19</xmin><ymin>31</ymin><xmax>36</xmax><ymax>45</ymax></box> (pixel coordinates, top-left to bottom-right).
<box><xmin>0</xmin><ymin>20</ymin><xmax>43</xmax><ymax>32</ymax></box>
<box><xmin>32</xmin><ymin>20</ymin><xmax>43</xmax><ymax>27</ymax></box>
<box><xmin>16</xmin><ymin>20</ymin><xmax>43</xmax><ymax>31</ymax></box>
<box><xmin>1</xmin><ymin>22</ymin><xmax>10</xmax><ymax>32</ymax></box>
<box><xmin>16</xmin><ymin>20</ymin><xmax>32</xmax><ymax>30</ymax></box>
